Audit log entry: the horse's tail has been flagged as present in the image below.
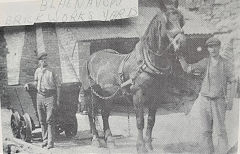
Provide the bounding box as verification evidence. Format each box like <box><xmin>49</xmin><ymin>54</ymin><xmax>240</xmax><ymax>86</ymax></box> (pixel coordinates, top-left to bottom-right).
<box><xmin>86</xmin><ymin>59</ymin><xmax>90</xmax><ymax>80</ymax></box>
<box><xmin>81</xmin><ymin>59</ymin><xmax>92</xmax><ymax>90</ymax></box>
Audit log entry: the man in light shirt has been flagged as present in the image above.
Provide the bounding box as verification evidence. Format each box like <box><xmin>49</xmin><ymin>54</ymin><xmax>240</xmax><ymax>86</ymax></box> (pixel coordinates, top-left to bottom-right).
<box><xmin>25</xmin><ymin>52</ymin><xmax>59</xmax><ymax>149</ymax></box>
<box><xmin>178</xmin><ymin>37</ymin><xmax>235</xmax><ymax>153</ymax></box>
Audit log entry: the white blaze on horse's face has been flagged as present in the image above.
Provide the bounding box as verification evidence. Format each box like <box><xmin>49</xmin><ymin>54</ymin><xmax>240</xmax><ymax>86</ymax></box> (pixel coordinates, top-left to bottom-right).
<box><xmin>171</xmin><ymin>33</ymin><xmax>186</xmax><ymax>51</ymax></box>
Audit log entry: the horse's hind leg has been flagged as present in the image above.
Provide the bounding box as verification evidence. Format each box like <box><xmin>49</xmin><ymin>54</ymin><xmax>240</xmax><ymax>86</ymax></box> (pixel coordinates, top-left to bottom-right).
<box><xmin>101</xmin><ymin>101</ymin><xmax>115</xmax><ymax>148</ymax></box>
<box><xmin>133</xmin><ymin>89</ymin><xmax>147</xmax><ymax>153</ymax></box>
<box><xmin>145</xmin><ymin>98</ymin><xmax>157</xmax><ymax>151</ymax></box>
<box><xmin>88</xmin><ymin>96</ymin><xmax>101</xmax><ymax>147</ymax></box>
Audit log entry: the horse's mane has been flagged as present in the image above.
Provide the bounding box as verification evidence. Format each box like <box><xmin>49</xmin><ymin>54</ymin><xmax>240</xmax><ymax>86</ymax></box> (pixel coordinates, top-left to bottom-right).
<box><xmin>140</xmin><ymin>11</ymin><xmax>164</xmax><ymax>52</ymax></box>
<box><xmin>139</xmin><ymin>7</ymin><xmax>184</xmax><ymax>53</ymax></box>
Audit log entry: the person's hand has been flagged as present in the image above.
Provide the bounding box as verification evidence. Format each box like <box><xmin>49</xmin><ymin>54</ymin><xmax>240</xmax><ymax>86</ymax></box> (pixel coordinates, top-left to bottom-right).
<box><xmin>56</xmin><ymin>100</ymin><xmax>60</xmax><ymax>107</ymax></box>
<box><xmin>24</xmin><ymin>83</ymin><xmax>29</xmax><ymax>91</ymax></box>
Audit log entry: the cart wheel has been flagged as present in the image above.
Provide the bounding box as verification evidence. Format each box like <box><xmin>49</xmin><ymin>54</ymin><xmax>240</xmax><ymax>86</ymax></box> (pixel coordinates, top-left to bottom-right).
<box><xmin>19</xmin><ymin>113</ymin><xmax>32</xmax><ymax>142</ymax></box>
<box><xmin>10</xmin><ymin>112</ymin><xmax>21</xmax><ymax>139</ymax></box>
<box><xmin>64</xmin><ymin>116</ymin><xmax>78</xmax><ymax>138</ymax></box>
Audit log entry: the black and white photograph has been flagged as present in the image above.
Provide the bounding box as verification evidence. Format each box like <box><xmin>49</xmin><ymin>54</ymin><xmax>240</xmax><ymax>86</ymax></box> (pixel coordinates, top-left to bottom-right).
<box><xmin>0</xmin><ymin>0</ymin><xmax>239</xmax><ymax>153</ymax></box>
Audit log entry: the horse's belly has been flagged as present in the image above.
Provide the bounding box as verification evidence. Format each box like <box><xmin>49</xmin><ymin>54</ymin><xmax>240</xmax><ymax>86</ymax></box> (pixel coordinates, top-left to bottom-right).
<box><xmin>88</xmin><ymin>50</ymin><xmax>125</xmax><ymax>89</ymax></box>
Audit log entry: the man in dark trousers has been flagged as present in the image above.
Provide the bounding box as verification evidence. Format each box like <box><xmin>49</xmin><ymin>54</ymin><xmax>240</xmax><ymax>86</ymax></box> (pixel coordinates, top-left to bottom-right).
<box><xmin>177</xmin><ymin>37</ymin><xmax>235</xmax><ymax>153</ymax></box>
<box><xmin>25</xmin><ymin>52</ymin><xmax>59</xmax><ymax>149</ymax></box>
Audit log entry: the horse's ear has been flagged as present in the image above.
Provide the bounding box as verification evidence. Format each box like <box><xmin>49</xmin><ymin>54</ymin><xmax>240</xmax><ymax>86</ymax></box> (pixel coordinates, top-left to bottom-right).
<box><xmin>173</xmin><ymin>0</ymin><xmax>179</xmax><ymax>8</ymax></box>
<box><xmin>157</xmin><ymin>0</ymin><xmax>167</xmax><ymax>12</ymax></box>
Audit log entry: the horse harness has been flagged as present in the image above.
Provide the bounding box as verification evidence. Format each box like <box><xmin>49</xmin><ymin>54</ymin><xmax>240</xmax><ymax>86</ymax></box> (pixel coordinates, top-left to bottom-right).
<box><xmin>89</xmin><ymin>40</ymin><xmax>174</xmax><ymax>100</ymax></box>
<box><xmin>118</xmin><ymin>42</ymin><xmax>172</xmax><ymax>90</ymax></box>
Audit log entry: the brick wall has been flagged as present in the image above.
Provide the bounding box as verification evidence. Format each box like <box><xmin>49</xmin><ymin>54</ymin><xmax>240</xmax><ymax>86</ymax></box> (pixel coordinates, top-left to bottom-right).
<box><xmin>4</xmin><ymin>27</ymin><xmax>26</xmax><ymax>85</ymax></box>
<box><xmin>36</xmin><ymin>23</ymin><xmax>62</xmax><ymax>83</ymax></box>
<box><xmin>0</xmin><ymin>28</ymin><xmax>8</xmax><ymax>96</ymax></box>
<box><xmin>56</xmin><ymin>25</ymin><xmax>80</xmax><ymax>83</ymax></box>
<box><xmin>19</xmin><ymin>26</ymin><xmax>38</xmax><ymax>85</ymax></box>
<box><xmin>42</xmin><ymin>24</ymin><xmax>62</xmax><ymax>82</ymax></box>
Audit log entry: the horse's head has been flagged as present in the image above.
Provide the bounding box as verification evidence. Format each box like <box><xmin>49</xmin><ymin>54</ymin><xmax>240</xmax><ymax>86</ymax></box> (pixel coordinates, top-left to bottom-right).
<box><xmin>142</xmin><ymin>1</ymin><xmax>186</xmax><ymax>54</ymax></box>
<box><xmin>164</xmin><ymin>6</ymin><xmax>186</xmax><ymax>52</ymax></box>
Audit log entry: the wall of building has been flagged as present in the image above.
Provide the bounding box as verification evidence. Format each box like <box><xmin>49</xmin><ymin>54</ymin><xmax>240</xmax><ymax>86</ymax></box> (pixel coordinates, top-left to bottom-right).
<box><xmin>0</xmin><ymin>28</ymin><xmax>8</xmax><ymax>96</ymax></box>
<box><xmin>18</xmin><ymin>26</ymin><xmax>38</xmax><ymax>85</ymax></box>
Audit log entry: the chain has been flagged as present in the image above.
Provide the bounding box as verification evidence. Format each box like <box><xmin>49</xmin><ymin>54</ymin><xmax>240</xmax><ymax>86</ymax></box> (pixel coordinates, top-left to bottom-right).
<box><xmin>125</xmin><ymin>96</ymin><xmax>132</xmax><ymax>137</ymax></box>
<box><xmin>89</xmin><ymin>78</ymin><xmax>102</xmax><ymax>132</ymax></box>
<box><xmin>90</xmin><ymin>85</ymin><xmax>121</xmax><ymax>100</ymax></box>
<box><xmin>127</xmin><ymin>106</ymin><xmax>131</xmax><ymax>137</ymax></box>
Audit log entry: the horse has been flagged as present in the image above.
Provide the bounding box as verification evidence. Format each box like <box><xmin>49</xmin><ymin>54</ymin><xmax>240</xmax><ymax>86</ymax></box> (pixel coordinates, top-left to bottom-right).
<box><xmin>79</xmin><ymin>2</ymin><xmax>186</xmax><ymax>153</ymax></box>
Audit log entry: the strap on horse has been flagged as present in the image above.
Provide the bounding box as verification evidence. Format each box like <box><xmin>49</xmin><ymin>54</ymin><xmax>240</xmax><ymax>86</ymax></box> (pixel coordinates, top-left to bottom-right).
<box><xmin>141</xmin><ymin>44</ymin><xmax>172</xmax><ymax>76</ymax></box>
<box><xmin>118</xmin><ymin>54</ymin><xmax>134</xmax><ymax>89</ymax></box>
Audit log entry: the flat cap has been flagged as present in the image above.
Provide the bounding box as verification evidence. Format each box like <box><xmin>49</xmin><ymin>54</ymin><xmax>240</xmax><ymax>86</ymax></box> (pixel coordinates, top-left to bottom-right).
<box><xmin>37</xmin><ymin>52</ymin><xmax>47</xmax><ymax>60</ymax></box>
<box><xmin>206</xmin><ymin>37</ymin><xmax>221</xmax><ymax>46</ymax></box>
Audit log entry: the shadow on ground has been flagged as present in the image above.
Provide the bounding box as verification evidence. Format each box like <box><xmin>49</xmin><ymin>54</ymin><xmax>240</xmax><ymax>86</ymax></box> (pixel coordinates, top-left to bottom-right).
<box><xmin>163</xmin><ymin>142</ymin><xmax>200</xmax><ymax>153</ymax></box>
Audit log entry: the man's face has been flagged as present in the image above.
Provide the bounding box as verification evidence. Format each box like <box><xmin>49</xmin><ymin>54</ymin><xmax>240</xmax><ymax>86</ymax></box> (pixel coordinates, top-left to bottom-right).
<box><xmin>208</xmin><ymin>45</ymin><xmax>220</xmax><ymax>57</ymax></box>
<box><xmin>39</xmin><ymin>56</ymin><xmax>47</xmax><ymax>67</ymax></box>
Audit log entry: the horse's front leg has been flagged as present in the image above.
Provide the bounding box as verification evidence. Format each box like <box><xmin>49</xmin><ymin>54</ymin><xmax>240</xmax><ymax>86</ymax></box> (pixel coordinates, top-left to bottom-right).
<box><xmin>133</xmin><ymin>89</ymin><xmax>147</xmax><ymax>153</ymax></box>
<box><xmin>145</xmin><ymin>98</ymin><xmax>157</xmax><ymax>151</ymax></box>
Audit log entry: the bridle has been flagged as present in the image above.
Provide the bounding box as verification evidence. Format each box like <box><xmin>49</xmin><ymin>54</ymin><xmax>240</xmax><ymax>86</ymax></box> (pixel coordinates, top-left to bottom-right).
<box><xmin>147</xmin><ymin>32</ymin><xmax>184</xmax><ymax>57</ymax></box>
<box><xmin>142</xmin><ymin>32</ymin><xmax>184</xmax><ymax>75</ymax></box>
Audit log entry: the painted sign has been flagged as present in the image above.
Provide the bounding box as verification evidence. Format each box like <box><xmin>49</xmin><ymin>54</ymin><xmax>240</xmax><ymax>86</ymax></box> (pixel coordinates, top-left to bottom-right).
<box><xmin>0</xmin><ymin>0</ymin><xmax>138</xmax><ymax>26</ymax></box>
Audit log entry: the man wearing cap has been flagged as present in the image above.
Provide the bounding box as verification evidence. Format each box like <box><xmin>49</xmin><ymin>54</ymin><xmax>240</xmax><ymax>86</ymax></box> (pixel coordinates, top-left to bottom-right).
<box><xmin>177</xmin><ymin>37</ymin><xmax>235</xmax><ymax>153</ymax></box>
<box><xmin>25</xmin><ymin>52</ymin><xmax>59</xmax><ymax>149</ymax></box>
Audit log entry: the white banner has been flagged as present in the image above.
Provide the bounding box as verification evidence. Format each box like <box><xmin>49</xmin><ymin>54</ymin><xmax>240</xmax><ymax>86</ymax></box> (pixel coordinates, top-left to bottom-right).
<box><xmin>0</xmin><ymin>0</ymin><xmax>138</xmax><ymax>27</ymax></box>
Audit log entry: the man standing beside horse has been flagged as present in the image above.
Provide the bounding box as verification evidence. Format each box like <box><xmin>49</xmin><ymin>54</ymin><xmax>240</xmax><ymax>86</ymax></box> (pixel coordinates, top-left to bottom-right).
<box><xmin>25</xmin><ymin>52</ymin><xmax>59</xmax><ymax>149</ymax></box>
<box><xmin>178</xmin><ymin>37</ymin><xmax>235</xmax><ymax>153</ymax></box>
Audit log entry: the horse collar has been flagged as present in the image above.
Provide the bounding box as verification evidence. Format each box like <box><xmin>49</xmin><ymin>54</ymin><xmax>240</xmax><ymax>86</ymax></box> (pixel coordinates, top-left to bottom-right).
<box><xmin>141</xmin><ymin>45</ymin><xmax>171</xmax><ymax>75</ymax></box>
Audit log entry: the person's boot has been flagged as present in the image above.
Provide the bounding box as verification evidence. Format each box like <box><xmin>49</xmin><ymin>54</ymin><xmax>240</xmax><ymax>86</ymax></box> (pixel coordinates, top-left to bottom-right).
<box><xmin>47</xmin><ymin>143</ymin><xmax>54</xmax><ymax>149</ymax></box>
<box><xmin>199</xmin><ymin>132</ymin><xmax>214</xmax><ymax>153</ymax></box>
<box><xmin>41</xmin><ymin>141</ymin><xmax>48</xmax><ymax>148</ymax></box>
<box><xmin>47</xmin><ymin>124</ymin><xmax>55</xmax><ymax>149</ymax></box>
<box><xmin>41</xmin><ymin>124</ymin><xmax>48</xmax><ymax>148</ymax></box>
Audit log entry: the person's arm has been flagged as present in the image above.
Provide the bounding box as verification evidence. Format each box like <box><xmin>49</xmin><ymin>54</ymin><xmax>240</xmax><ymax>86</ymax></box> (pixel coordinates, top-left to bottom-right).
<box><xmin>178</xmin><ymin>57</ymin><xmax>191</xmax><ymax>73</ymax></box>
<box><xmin>25</xmin><ymin>68</ymin><xmax>38</xmax><ymax>90</ymax></box>
<box><xmin>52</xmin><ymin>71</ymin><xmax>61</xmax><ymax>106</ymax></box>
<box><xmin>178</xmin><ymin>56</ymin><xmax>208</xmax><ymax>74</ymax></box>
<box><xmin>225</xmin><ymin>60</ymin><xmax>236</xmax><ymax>110</ymax></box>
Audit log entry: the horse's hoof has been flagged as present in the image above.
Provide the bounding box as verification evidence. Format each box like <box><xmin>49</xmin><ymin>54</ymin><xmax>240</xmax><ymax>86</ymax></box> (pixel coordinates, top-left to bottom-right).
<box><xmin>145</xmin><ymin>139</ymin><xmax>153</xmax><ymax>151</ymax></box>
<box><xmin>136</xmin><ymin>144</ymin><xmax>148</xmax><ymax>154</ymax></box>
<box><xmin>91</xmin><ymin>138</ymin><xmax>101</xmax><ymax>148</ymax></box>
<box><xmin>145</xmin><ymin>142</ymin><xmax>153</xmax><ymax>151</ymax></box>
<box><xmin>106</xmin><ymin>137</ymin><xmax>115</xmax><ymax>148</ymax></box>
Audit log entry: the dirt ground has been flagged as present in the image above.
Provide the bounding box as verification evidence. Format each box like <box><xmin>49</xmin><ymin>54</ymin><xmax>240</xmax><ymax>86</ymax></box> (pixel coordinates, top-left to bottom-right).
<box><xmin>1</xmin><ymin>99</ymin><xmax>239</xmax><ymax>154</ymax></box>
